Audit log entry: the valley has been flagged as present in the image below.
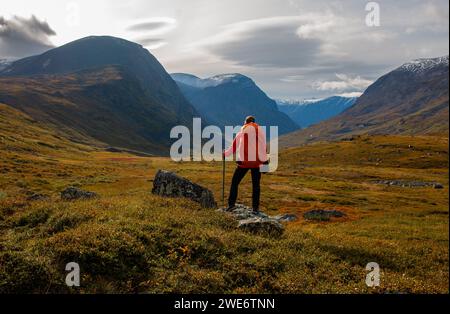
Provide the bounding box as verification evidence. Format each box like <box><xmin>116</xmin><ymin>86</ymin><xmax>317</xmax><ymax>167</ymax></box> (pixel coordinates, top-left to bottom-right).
<box><xmin>0</xmin><ymin>103</ymin><xmax>448</xmax><ymax>293</ymax></box>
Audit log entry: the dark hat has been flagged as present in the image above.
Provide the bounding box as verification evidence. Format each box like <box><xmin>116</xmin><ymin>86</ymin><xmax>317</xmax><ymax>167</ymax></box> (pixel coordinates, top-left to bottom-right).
<box><xmin>245</xmin><ymin>116</ymin><xmax>256</xmax><ymax>124</ymax></box>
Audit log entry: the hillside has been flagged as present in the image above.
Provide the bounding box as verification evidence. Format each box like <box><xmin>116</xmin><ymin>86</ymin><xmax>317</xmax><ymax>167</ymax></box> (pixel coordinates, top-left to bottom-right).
<box><xmin>280</xmin><ymin>56</ymin><xmax>449</xmax><ymax>147</ymax></box>
<box><xmin>277</xmin><ymin>96</ymin><xmax>357</xmax><ymax>128</ymax></box>
<box><xmin>0</xmin><ymin>36</ymin><xmax>200</xmax><ymax>155</ymax></box>
<box><xmin>0</xmin><ymin>66</ymin><xmax>185</xmax><ymax>154</ymax></box>
<box><xmin>172</xmin><ymin>73</ymin><xmax>299</xmax><ymax>134</ymax></box>
<box><xmin>0</xmin><ymin>103</ymin><xmax>95</xmax><ymax>155</ymax></box>
<box><xmin>0</xmin><ymin>131</ymin><xmax>448</xmax><ymax>293</ymax></box>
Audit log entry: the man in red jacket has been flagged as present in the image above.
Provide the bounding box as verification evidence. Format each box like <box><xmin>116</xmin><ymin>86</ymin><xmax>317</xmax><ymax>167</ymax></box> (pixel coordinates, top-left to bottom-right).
<box><xmin>223</xmin><ymin>116</ymin><xmax>268</xmax><ymax>213</ymax></box>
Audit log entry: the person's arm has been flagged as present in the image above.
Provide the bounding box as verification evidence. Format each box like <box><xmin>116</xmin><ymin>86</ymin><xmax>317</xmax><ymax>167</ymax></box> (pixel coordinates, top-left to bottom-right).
<box><xmin>223</xmin><ymin>132</ymin><xmax>242</xmax><ymax>158</ymax></box>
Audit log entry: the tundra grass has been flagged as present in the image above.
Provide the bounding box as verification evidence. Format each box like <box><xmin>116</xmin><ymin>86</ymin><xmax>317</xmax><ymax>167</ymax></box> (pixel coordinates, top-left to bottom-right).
<box><xmin>0</xmin><ymin>128</ymin><xmax>448</xmax><ymax>293</ymax></box>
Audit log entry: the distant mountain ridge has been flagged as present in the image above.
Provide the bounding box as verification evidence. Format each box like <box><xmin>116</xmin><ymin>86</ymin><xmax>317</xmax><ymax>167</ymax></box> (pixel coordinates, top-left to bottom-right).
<box><xmin>171</xmin><ymin>73</ymin><xmax>299</xmax><ymax>134</ymax></box>
<box><xmin>0</xmin><ymin>59</ymin><xmax>11</xmax><ymax>71</ymax></box>
<box><xmin>0</xmin><ymin>36</ymin><xmax>200</xmax><ymax>155</ymax></box>
<box><xmin>172</xmin><ymin>73</ymin><xmax>250</xmax><ymax>89</ymax></box>
<box><xmin>276</xmin><ymin>96</ymin><xmax>357</xmax><ymax>128</ymax></box>
<box><xmin>280</xmin><ymin>56</ymin><xmax>449</xmax><ymax>147</ymax></box>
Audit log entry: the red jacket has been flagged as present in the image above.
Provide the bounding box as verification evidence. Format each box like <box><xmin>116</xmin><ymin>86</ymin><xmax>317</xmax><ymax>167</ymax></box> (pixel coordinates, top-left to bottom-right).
<box><xmin>224</xmin><ymin>122</ymin><xmax>268</xmax><ymax>168</ymax></box>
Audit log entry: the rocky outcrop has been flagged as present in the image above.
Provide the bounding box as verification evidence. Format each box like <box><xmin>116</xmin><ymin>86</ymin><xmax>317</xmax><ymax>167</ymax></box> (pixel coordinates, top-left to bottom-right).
<box><xmin>218</xmin><ymin>204</ymin><xmax>296</xmax><ymax>237</ymax></box>
<box><xmin>373</xmin><ymin>180</ymin><xmax>444</xmax><ymax>189</ymax></box>
<box><xmin>303</xmin><ymin>209</ymin><xmax>346</xmax><ymax>221</ymax></box>
<box><xmin>61</xmin><ymin>187</ymin><xmax>98</xmax><ymax>201</ymax></box>
<box><xmin>152</xmin><ymin>170</ymin><xmax>216</xmax><ymax>208</ymax></box>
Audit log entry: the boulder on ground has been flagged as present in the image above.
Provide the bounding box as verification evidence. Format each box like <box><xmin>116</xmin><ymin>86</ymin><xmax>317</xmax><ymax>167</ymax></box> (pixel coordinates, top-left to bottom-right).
<box><xmin>303</xmin><ymin>209</ymin><xmax>346</xmax><ymax>221</ymax></box>
<box><xmin>238</xmin><ymin>217</ymin><xmax>284</xmax><ymax>237</ymax></box>
<box><xmin>152</xmin><ymin>170</ymin><xmax>216</xmax><ymax>208</ymax></box>
<box><xmin>61</xmin><ymin>187</ymin><xmax>98</xmax><ymax>201</ymax></box>
<box><xmin>218</xmin><ymin>204</ymin><xmax>290</xmax><ymax>236</ymax></box>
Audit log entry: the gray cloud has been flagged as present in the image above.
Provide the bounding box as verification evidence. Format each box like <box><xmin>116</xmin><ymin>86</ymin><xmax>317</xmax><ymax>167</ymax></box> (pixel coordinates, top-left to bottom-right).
<box><xmin>137</xmin><ymin>38</ymin><xmax>164</xmax><ymax>46</ymax></box>
<box><xmin>196</xmin><ymin>16</ymin><xmax>323</xmax><ymax>68</ymax></box>
<box><xmin>0</xmin><ymin>15</ymin><xmax>56</xmax><ymax>59</ymax></box>
<box><xmin>127</xmin><ymin>21</ymin><xmax>172</xmax><ymax>32</ymax></box>
<box><xmin>211</xmin><ymin>26</ymin><xmax>321</xmax><ymax>68</ymax></box>
<box><xmin>135</xmin><ymin>37</ymin><xmax>167</xmax><ymax>49</ymax></box>
<box><xmin>181</xmin><ymin>1</ymin><xmax>448</xmax><ymax>98</ymax></box>
<box><xmin>126</xmin><ymin>17</ymin><xmax>176</xmax><ymax>50</ymax></box>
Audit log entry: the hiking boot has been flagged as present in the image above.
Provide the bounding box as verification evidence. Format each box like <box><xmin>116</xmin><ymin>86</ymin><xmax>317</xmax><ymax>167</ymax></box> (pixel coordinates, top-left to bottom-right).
<box><xmin>225</xmin><ymin>205</ymin><xmax>237</xmax><ymax>212</ymax></box>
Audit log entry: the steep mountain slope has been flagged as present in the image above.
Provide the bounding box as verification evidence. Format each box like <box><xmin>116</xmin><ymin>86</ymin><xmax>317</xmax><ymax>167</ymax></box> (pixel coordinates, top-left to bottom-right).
<box><xmin>0</xmin><ymin>66</ymin><xmax>185</xmax><ymax>154</ymax></box>
<box><xmin>0</xmin><ymin>36</ymin><xmax>200</xmax><ymax>155</ymax></box>
<box><xmin>277</xmin><ymin>96</ymin><xmax>357</xmax><ymax>128</ymax></box>
<box><xmin>280</xmin><ymin>56</ymin><xmax>449</xmax><ymax>147</ymax></box>
<box><xmin>171</xmin><ymin>73</ymin><xmax>299</xmax><ymax>134</ymax></box>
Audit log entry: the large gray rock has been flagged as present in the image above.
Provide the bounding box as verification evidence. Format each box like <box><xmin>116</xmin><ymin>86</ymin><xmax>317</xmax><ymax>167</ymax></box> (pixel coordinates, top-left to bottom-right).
<box><xmin>238</xmin><ymin>217</ymin><xmax>284</xmax><ymax>237</ymax></box>
<box><xmin>152</xmin><ymin>170</ymin><xmax>216</xmax><ymax>208</ymax></box>
<box><xmin>218</xmin><ymin>204</ymin><xmax>292</xmax><ymax>236</ymax></box>
<box><xmin>61</xmin><ymin>187</ymin><xmax>98</xmax><ymax>201</ymax></box>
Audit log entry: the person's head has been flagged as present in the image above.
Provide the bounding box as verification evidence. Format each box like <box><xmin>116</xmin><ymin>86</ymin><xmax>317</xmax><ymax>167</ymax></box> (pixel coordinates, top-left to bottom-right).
<box><xmin>245</xmin><ymin>116</ymin><xmax>256</xmax><ymax>124</ymax></box>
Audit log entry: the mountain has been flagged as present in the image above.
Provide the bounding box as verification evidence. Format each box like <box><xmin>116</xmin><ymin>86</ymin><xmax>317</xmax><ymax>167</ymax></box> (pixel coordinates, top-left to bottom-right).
<box><xmin>171</xmin><ymin>73</ymin><xmax>300</xmax><ymax>134</ymax></box>
<box><xmin>280</xmin><ymin>56</ymin><xmax>449</xmax><ymax>147</ymax></box>
<box><xmin>0</xmin><ymin>59</ymin><xmax>11</xmax><ymax>71</ymax></box>
<box><xmin>276</xmin><ymin>96</ymin><xmax>357</xmax><ymax>128</ymax></box>
<box><xmin>0</xmin><ymin>36</ymin><xmax>200</xmax><ymax>155</ymax></box>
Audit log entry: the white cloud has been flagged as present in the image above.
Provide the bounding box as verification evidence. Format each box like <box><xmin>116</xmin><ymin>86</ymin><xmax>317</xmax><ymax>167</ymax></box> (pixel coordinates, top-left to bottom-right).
<box><xmin>279</xmin><ymin>75</ymin><xmax>305</xmax><ymax>83</ymax></box>
<box><xmin>313</xmin><ymin>74</ymin><xmax>373</xmax><ymax>92</ymax></box>
<box><xmin>337</xmin><ymin>91</ymin><xmax>363</xmax><ymax>98</ymax></box>
<box><xmin>295</xmin><ymin>12</ymin><xmax>337</xmax><ymax>39</ymax></box>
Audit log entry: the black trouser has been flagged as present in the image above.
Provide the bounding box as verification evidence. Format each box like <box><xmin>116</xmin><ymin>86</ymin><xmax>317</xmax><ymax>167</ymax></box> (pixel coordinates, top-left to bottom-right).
<box><xmin>228</xmin><ymin>166</ymin><xmax>261</xmax><ymax>210</ymax></box>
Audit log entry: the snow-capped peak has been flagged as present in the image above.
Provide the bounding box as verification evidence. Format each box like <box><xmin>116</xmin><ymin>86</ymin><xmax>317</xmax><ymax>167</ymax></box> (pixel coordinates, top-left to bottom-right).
<box><xmin>276</xmin><ymin>98</ymin><xmax>324</xmax><ymax>106</ymax></box>
<box><xmin>399</xmin><ymin>55</ymin><xmax>449</xmax><ymax>74</ymax></box>
<box><xmin>172</xmin><ymin>73</ymin><xmax>251</xmax><ymax>88</ymax></box>
<box><xmin>208</xmin><ymin>74</ymin><xmax>247</xmax><ymax>85</ymax></box>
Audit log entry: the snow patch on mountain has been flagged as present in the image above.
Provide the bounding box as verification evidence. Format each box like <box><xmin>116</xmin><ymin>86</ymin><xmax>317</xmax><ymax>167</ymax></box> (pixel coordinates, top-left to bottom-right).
<box><xmin>0</xmin><ymin>59</ymin><xmax>12</xmax><ymax>72</ymax></box>
<box><xmin>277</xmin><ymin>96</ymin><xmax>358</xmax><ymax>128</ymax></box>
<box><xmin>172</xmin><ymin>73</ymin><xmax>251</xmax><ymax>89</ymax></box>
<box><xmin>276</xmin><ymin>98</ymin><xmax>324</xmax><ymax>106</ymax></box>
<box><xmin>399</xmin><ymin>56</ymin><xmax>449</xmax><ymax>74</ymax></box>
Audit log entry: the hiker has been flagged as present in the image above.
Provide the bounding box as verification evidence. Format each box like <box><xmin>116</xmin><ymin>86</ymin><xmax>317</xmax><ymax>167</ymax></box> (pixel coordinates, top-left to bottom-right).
<box><xmin>223</xmin><ymin>116</ymin><xmax>268</xmax><ymax>213</ymax></box>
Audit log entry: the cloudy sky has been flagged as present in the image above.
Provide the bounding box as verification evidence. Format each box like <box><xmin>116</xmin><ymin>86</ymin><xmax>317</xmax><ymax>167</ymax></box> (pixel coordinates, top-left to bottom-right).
<box><xmin>1</xmin><ymin>0</ymin><xmax>448</xmax><ymax>99</ymax></box>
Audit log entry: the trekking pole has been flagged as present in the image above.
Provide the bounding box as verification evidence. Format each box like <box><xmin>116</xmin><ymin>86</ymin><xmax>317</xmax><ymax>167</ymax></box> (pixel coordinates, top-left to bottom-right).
<box><xmin>222</xmin><ymin>151</ymin><xmax>225</xmax><ymax>208</ymax></box>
